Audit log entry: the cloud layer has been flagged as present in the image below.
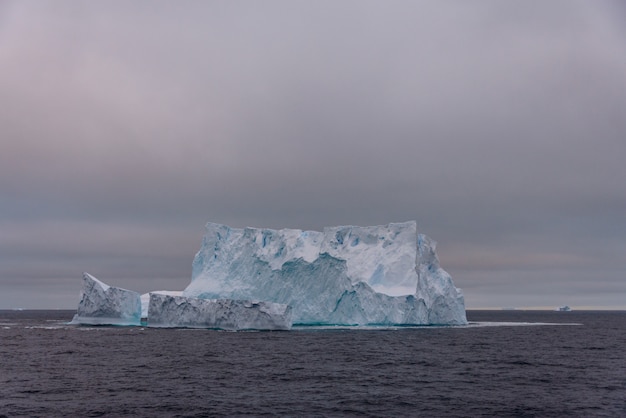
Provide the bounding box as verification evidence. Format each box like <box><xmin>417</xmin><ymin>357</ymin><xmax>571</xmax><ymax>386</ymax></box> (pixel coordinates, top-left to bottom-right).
<box><xmin>1</xmin><ymin>1</ymin><xmax>625</xmax><ymax>308</ymax></box>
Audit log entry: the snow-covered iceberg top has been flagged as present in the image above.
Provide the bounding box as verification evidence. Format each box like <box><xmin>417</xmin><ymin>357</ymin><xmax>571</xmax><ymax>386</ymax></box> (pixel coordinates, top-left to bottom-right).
<box><xmin>185</xmin><ymin>221</ymin><xmax>466</xmax><ymax>325</ymax></box>
<box><xmin>71</xmin><ymin>273</ymin><xmax>142</xmax><ymax>326</ymax></box>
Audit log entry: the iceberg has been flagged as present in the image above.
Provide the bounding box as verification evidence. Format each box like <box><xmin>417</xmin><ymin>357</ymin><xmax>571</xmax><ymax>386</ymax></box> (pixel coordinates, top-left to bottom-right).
<box><xmin>71</xmin><ymin>221</ymin><xmax>466</xmax><ymax>328</ymax></box>
<box><xmin>71</xmin><ymin>273</ymin><xmax>142</xmax><ymax>326</ymax></box>
<box><xmin>147</xmin><ymin>293</ymin><xmax>292</xmax><ymax>330</ymax></box>
<box><xmin>185</xmin><ymin>221</ymin><xmax>466</xmax><ymax>325</ymax></box>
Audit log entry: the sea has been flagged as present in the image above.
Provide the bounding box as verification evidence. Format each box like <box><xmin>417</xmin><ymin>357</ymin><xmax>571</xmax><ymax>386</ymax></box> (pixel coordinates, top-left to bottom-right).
<box><xmin>0</xmin><ymin>310</ymin><xmax>624</xmax><ymax>417</ymax></box>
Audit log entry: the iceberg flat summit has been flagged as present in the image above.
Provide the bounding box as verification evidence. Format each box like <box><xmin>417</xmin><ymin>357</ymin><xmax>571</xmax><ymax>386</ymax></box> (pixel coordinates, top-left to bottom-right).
<box><xmin>185</xmin><ymin>221</ymin><xmax>466</xmax><ymax>325</ymax></box>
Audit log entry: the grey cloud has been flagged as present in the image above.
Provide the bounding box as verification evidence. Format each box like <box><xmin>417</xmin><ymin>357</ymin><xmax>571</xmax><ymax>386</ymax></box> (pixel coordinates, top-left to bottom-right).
<box><xmin>1</xmin><ymin>1</ymin><xmax>625</xmax><ymax>308</ymax></box>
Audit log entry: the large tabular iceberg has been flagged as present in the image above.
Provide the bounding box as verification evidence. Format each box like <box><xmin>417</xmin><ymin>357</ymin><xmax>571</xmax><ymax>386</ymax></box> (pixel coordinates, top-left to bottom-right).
<box><xmin>71</xmin><ymin>273</ymin><xmax>142</xmax><ymax>326</ymax></box>
<box><xmin>185</xmin><ymin>221</ymin><xmax>466</xmax><ymax>325</ymax></box>
<box><xmin>71</xmin><ymin>221</ymin><xmax>466</xmax><ymax>328</ymax></box>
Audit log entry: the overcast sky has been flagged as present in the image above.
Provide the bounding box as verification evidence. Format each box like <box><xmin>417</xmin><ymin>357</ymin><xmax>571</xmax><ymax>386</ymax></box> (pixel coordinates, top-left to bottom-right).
<box><xmin>1</xmin><ymin>1</ymin><xmax>625</xmax><ymax>309</ymax></box>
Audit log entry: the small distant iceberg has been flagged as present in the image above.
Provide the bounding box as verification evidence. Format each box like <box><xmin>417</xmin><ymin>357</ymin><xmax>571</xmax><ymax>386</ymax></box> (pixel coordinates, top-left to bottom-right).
<box><xmin>555</xmin><ymin>305</ymin><xmax>572</xmax><ymax>312</ymax></box>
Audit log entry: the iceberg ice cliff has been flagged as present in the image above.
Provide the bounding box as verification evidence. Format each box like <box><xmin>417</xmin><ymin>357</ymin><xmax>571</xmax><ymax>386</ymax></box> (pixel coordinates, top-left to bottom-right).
<box><xmin>147</xmin><ymin>293</ymin><xmax>292</xmax><ymax>330</ymax></box>
<box><xmin>71</xmin><ymin>273</ymin><xmax>142</xmax><ymax>326</ymax></box>
<box><xmin>185</xmin><ymin>221</ymin><xmax>466</xmax><ymax>325</ymax></box>
<box><xmin>140</xmin><ymin>291</ymin><xmax>183</xmax><ymax>318</ymax></box>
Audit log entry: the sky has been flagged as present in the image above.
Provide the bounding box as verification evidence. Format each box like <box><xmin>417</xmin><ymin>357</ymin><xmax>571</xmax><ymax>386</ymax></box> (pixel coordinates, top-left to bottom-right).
<box><xmin>1</xmin><ymin>1</ymin><xmax>625</xmax><ymax>310</ymax></box>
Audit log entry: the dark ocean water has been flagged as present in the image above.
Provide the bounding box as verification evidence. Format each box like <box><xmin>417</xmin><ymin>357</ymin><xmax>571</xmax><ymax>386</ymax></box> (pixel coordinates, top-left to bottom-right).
<box><xmin>0</xmin><ymin>310</ymin><xmax>624</xmax><ymax>417</ymax></box>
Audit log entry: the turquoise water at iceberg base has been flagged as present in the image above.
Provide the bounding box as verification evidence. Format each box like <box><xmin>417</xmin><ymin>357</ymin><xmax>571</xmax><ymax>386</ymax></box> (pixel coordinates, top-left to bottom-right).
<box><xmin>0</xmin><ymin>310</ymin><xmax>624</xmax><ymax>417</ymax></box>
